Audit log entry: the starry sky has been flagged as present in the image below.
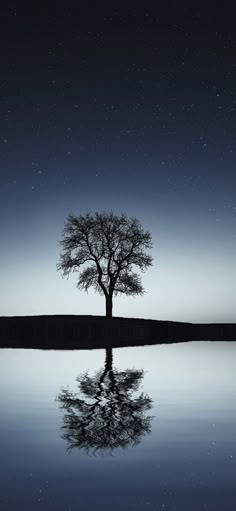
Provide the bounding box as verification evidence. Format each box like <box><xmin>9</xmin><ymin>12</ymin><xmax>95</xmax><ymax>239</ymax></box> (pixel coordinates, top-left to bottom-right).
<box><xmin>0</xmin><ymin>4</ymin><xmax>235</xmax><ymax>322</ymax></box>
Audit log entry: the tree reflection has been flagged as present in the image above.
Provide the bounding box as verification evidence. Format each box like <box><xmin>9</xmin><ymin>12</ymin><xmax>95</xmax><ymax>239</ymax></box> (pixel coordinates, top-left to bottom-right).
<box><xmin>57</xmin><ymin>348</ymin><xmax>153</xmax><ymax>454</ymax></box>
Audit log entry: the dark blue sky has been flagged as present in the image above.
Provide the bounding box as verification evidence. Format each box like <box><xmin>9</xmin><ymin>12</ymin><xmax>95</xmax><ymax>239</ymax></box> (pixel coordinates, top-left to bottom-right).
<box><xmin>0</xmin><ymin>4</ymin><xmax>235</xmax><ymax>321</ymax></box>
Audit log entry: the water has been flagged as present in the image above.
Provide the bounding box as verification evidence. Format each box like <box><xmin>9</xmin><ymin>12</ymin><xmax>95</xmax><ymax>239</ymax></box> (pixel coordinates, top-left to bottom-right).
<box><xmin>0</xmin><ymin>341</ymin><xmax>235</xmax><ymax>510</ymax></box>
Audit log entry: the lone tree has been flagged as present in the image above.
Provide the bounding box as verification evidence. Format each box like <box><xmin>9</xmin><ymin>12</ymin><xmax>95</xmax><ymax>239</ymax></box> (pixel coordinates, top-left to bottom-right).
<box><xmin>58</xmin><ymin>211</ymin><xmax>153</xmax><ymax>317</ymax></box>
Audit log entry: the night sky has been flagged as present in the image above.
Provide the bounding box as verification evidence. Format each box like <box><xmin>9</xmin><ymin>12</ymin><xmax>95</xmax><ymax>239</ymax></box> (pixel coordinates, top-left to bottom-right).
<box><xmin>0</xmin><ymin>4</ymin><xmax>235</xmax><ymax>322</ymax></box>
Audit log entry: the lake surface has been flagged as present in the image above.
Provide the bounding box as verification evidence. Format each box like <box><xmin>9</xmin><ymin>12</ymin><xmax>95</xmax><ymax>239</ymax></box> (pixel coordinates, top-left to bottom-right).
<box><xmin>0</xmin><ymin>342</ymin><xmax>235</xmax><ymax>511</ymax></box>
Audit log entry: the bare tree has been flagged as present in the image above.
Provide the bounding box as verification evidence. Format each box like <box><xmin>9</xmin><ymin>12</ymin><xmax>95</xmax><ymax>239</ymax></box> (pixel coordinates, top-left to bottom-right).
<box><xmin>57</xmin><ymin>211</ymin><xmax>153</xmax><ymax>317</ymax></box>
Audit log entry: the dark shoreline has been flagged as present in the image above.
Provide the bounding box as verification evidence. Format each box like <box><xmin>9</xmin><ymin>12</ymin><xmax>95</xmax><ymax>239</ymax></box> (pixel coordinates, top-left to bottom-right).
<box><xmin>0</xmin><ymin>315</ymin><xmax>235</xmax><ymax>350</ymax></box>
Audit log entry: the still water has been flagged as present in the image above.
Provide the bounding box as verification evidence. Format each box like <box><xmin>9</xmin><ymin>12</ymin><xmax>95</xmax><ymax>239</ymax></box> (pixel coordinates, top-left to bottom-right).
<box><xmin>0</xmin><ymin>342</ymin><xmax>235</xmax><ymax>510</ymax></box>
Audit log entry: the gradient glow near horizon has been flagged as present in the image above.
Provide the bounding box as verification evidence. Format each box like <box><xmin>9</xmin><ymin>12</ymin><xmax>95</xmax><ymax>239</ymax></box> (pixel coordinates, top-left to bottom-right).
<box><xmin>0</xmin><ymin>6</ymin><xmax>235</xmax><ymax>322</ymax></box>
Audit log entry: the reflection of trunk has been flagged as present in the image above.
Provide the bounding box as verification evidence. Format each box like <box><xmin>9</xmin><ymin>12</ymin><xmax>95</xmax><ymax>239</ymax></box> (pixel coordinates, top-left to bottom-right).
<box><xmin>105</xmin><ymin>294</ymin><xmax>113</xmax><ymax>318</ymax></box>
<box><xmin>104</xmin><ymin>348</ymin><xmax>116</xmax><ymax>394</ymax></box>
<box><xmin>104</xmin><ymin>347</ymin><xmax>113</xmax><ymax>372</ymax></box>
<box><xmin>98</xmin><ymin>348</ymin><xmax>113</xmax><ymax>388</ymax></box>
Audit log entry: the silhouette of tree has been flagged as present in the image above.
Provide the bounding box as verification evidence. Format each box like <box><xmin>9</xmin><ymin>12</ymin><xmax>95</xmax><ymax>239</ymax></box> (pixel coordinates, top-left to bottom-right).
<box><xmin>57</xmin><ymin>211</ymin><xmax>153</xmax><ymax>317</ymax></box>
<box><xmin>57</xmin><ymin>348</ymin><xmax>153</xmax><ymax>455</ymax></box>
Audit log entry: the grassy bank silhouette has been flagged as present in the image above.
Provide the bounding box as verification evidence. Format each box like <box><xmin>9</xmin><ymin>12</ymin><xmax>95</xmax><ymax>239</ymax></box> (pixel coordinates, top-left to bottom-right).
<box><xmin>0</xmin><ymin>315</ymin><xmax>235</xmax><ymax>349</ymax></box>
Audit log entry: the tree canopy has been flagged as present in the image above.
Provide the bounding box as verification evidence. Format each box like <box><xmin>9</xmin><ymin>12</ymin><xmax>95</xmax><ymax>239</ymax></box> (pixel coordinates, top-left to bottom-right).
<box><xmin>58</xmin><ymin>211</ymin><xmax>153</xmax><ymax>317</ymax></box>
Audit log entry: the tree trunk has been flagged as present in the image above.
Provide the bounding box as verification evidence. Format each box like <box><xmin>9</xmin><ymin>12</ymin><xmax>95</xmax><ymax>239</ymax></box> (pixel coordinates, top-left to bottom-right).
<box><xmin>105</xmin><ymin>294</ymin><xmax>113</xmax><ymax>318</ymax></box>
